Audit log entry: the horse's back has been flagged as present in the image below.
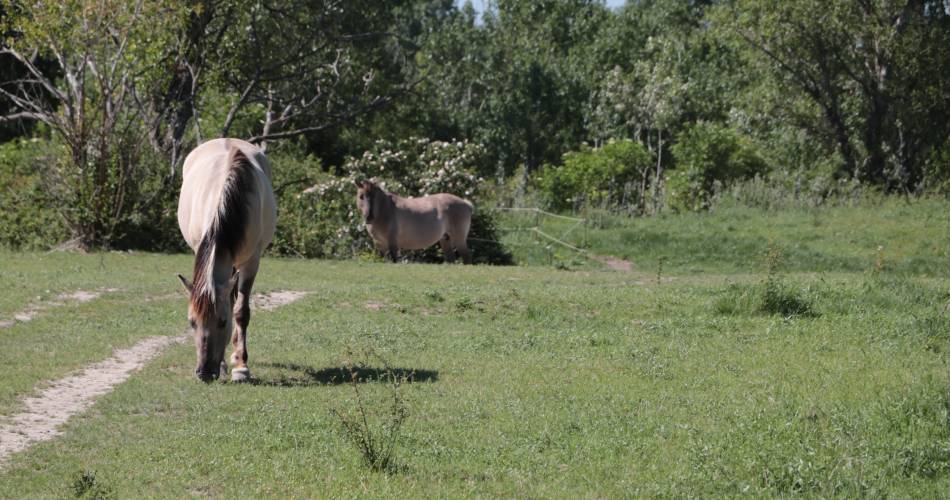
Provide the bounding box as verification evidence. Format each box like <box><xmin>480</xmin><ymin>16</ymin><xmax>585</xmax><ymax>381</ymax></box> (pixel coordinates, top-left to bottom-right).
<box><xmin>435</xmin><ymin>193</ymin><xmax>473</xmax><ymax>216</ymax></box>
<box><xmin>178</xmin><ymin>139</ymin><xmax>276</xmax><ymax>261</ymax></box>
<box><xmin>392</xmin><ymin>193</ymin><xmax>472</xmax><ymax>249</ymax></box>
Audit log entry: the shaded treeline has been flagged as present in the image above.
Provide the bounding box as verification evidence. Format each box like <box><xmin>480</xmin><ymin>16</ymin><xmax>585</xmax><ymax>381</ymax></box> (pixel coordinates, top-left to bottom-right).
<box><xmin>1</xmin><ymin>0</ymin><xmax>948</xmax><ymax>250</ymax></box>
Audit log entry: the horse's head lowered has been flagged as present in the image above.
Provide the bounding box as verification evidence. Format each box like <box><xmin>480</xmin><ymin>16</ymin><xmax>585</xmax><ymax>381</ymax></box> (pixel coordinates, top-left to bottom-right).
<box><xmin>355</xmin><ymin>180</ymin><xmax>382</xmax><ymax>224</ymax></box>
<box><xmin>177</xmin><ymin>270</ymin><xmax>239</xmax><ymax>382</ymax></box>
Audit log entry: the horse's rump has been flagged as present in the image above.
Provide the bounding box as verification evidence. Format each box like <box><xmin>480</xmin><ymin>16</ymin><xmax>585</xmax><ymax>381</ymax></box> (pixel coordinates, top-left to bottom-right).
<box><xmin>178</xmin><ymin>139</ymin><xmax>276</xmax><ymax>266</ymax></box>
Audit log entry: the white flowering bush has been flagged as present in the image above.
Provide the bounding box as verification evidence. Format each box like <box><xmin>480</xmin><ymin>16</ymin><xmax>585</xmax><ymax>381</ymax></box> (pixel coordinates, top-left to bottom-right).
<box><xmin>345</xmin><ymin>137</ymin><xmax>486</xmax><ymax>198</ymax></box>
<box><xmin>273</xmin><ymin>137</ymin><xmax>513</xmax><ymax>264</ymax></box>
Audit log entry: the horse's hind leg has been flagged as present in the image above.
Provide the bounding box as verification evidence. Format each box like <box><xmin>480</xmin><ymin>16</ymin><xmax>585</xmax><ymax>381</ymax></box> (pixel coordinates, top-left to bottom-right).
<box><xmin>230</xmin><ymin>255</ymin><xmax>259</xmax><ymax>382</ymax></box>
<box><xmin>388</xmin><ymin>244</ymin><xmax>399</xmax><ymax>263</ymax></box>
<box><xmin>448</xmin><ymin>221</ymin><xmax>473</xmax><ymax>264</ymax></box>
<box><xmin>457</xmin><ymin>241</ymin><xmax>473</xmax><ymax>265</ymax></box>
<box><xmin>439</xmin><ymin>234</ymin><xmax>457</xmax><ymax>263</ymax></box>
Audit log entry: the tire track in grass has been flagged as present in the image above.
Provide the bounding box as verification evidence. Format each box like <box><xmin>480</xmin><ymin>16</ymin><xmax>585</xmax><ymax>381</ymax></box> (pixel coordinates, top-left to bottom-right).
<box><xmin>0</xmin><ymin>288</ymin><xmax>119</xmax><ymax>329</ymax></box>
<box><xmin>0</xmin><ymin>290</ymin><xmax>308</xmax><ymax>466</ymax></box>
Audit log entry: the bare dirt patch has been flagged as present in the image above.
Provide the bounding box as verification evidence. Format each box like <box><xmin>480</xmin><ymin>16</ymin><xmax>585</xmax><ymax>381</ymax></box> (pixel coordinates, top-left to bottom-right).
<box><xmin>0</xmin><ymin>288</ymin><xmax>119</xmax><ymax>329</ymax></box>
<box><xmin>252</xmin><ymin>290</ymin><xmax>308</xmax><ymax>311</ymax></box>
<box><xmin>0</xmin><ymin>334</ymin><xmax>187</xmax><ymax>464</ymax></box>
<box><xmin>589</xmin><ymin>254</ymin><xmax>633</xmax><ymax>272</ymax></box>
<box><xmin>363</xmin><ymin>300</ymin><xmax>386</xmax><ymax>310</ymax></box>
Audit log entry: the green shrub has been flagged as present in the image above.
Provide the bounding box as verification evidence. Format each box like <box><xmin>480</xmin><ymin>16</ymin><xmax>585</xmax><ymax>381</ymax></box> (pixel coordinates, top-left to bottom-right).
<box><xmin>537</xmin><ymin>139</ymin><xmax>653</xmax><ymax>212</ymax></box>
<box><xmin>0</xmin><ymin>139</ymin><xmax>68</xmax><ymax>249</ymax></box>
<box><xmin>668</xmin><ymin>122</ymin><xmax>768</xmax><ymax>212</ymax></box>
<box><xmin>0</xmin><ymin>133</ymin><xmax>182</xmax><ymax>252</ymax></box>
<box><xmin>714</xmin><ymin>244</ymin><xmax>817</xmax><ymax>317</ymax></box>
<box><xmin>922</xmin><ymin>138</ymin><xmax>950</xmax><ymax>196</ymax></box>
<box><xmin>268</xmin><ymin>148</ymin><xmax>336</xmax><ymax>257</ymax></box>
<box><xmin>70</xmin><ymin>469</ymin><xmax>114</xmax><ymax>499</ymax></box>
<box><xmin>759</xmin><ymin>279</ymin><xmax>815</xmax><ymax>317</ymax></box>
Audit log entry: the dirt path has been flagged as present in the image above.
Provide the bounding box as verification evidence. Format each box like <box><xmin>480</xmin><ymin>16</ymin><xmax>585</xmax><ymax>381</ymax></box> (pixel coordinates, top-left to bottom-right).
<box><xmin>252</xmin><ymin>290</ymin><xmax>308</xmax><ymax>311</ymax></box>
<box><xmin>0</xmin><ymin>335</ymin><xmax>186</xmax><ymax>463</ymax></box>
<box><xmin>589</xmin><ymin>254</ymin><xmax>633</xmax><ymax>272</ymax></box>
<box><xmin>0</xmin><ymin>290</ymin><xmax>308</xmax><ymax>467</ymax></box>
<box><xmin>0</xmin><ymin>288</ymin><xmax>118</xmax><ymax>329</ymax></box>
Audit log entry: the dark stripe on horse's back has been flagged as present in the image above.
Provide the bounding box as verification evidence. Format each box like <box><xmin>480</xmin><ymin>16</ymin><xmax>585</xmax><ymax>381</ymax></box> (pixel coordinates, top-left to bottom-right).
<box><xmin>216</xmin><ymin>147</ymin><xmax>256</xmax><ymax>258</ymax></box>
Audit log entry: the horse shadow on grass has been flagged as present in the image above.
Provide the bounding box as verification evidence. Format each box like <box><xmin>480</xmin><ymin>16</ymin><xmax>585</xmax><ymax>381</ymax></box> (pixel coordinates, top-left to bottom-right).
<box><xmin>248</xmin><ymin>361</ymin><xmax>439</xmax><ymax>388</ymax></box>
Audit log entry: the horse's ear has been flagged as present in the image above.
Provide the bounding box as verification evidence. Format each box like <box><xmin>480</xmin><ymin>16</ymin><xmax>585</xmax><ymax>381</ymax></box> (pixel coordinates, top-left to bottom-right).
<box><xmin>177</xmin><ymin>274</ymin><xmax>193</xmax><ymax>294</ymax></box>
<box><xmin>354</xmin><ymin>179</ymin><xmax>363</xmax><ymax>190</ymax></box>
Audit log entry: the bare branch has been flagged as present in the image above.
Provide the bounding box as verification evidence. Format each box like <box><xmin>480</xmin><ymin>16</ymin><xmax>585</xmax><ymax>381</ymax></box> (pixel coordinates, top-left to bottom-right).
<box><xmin>247</xmin><ymin>93</ymin><xmax>398</xmax><ymax>143</ymax></box>
<box><xmin>0</xmin><ymin>111</ymin><xmax>46</xmax><ymax>123</ymax></box>
<box><xmin>0</xmin><ymin>47</ymin><xmax>66</xmax><ymax>103</ymax></box>
<box><xmin>221</xmin><ymin>69</ymin><xmax>261</xmax><ymax>136</ymax></box>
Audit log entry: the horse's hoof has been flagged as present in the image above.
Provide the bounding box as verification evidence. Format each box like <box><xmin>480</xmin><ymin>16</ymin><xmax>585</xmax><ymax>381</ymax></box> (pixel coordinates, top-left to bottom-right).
<box><xmin>231</xmin><ymin>367</ymin><xmax>251</xmax><ymax>382</ymax></box>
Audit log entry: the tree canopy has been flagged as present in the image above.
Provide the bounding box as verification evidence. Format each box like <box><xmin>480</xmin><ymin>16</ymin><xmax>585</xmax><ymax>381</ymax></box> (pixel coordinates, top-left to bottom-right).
<box><xmin>1</xmin><ymin>0</ymin><xmax>948</xmax><ymax>249</ymax></box>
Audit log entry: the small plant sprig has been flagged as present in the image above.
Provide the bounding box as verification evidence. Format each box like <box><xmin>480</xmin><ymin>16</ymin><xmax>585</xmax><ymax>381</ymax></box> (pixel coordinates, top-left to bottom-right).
<box><xmin>330</xmin><ymin>348</ymin><xmax>410</xmax><ymax>474</ymax></box>
<box><xmin>873</xmin><ymin>245</ymin><xmax>886</xmax><ymax>274</ymax></box>
<box><xmin>760</xmin><ymin>241</ymin><xmax>814</xmax><ymax>317</ymax></box>
<box><xmin>70</xmin><ymin>469</ymin><xmax>114</xmax><ymax>499</ymax></box>
<box><xmin>656</xmin><ymin>256</ymin><xmax>666</xmax><ymax>285</ymax></box>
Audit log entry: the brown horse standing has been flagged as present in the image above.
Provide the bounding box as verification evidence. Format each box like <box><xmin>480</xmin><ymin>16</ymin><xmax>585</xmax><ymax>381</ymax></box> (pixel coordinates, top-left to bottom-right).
<box><xmin>355</xmin><ymin>180</ymin><xmax>474</xmax><ymax>264</ymax></box>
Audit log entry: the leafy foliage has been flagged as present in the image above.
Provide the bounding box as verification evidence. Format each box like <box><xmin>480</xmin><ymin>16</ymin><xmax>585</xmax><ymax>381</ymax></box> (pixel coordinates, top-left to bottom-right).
<box><xmin>1</xmin><ymin>0</ymin><xmax>948</xmax><ymax>252</ymax></box>
<box><xmin>668</xmin><ymin>122</ymin><xmax>767</xmax><ymax>212</ymax></box>
<box><xmin>715</xmin><ymin>0</ymin><xmax>950</xmax><ymax>190</ymax></box>
<box><xmin>538</xmin><ymin>139</ymin><xmax>653</xmax><ymax>212</ymax></box>
<box><xmin>0</xmin><ymin>138</ymin><xmax>66</xmax><ymax>249</ymax></box>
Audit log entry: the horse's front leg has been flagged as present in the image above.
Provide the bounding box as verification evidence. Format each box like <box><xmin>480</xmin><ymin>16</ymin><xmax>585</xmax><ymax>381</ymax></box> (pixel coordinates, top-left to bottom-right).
<box><xmin>230</xmin><ymin>257</ymin><xmax>259</xmax><ymax>382</ymax></box>
<box><xmin>386</xmin><ymin>229</ymin><xmax>399</xmax><ymax>263</ymax></box>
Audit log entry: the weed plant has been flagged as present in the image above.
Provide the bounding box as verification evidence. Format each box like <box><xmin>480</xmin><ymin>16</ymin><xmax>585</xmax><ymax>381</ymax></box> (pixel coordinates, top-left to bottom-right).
<box><xmin>330</xmin><ymin>350</ymin><xmax>410</xmax><ymax>474</ymax></box>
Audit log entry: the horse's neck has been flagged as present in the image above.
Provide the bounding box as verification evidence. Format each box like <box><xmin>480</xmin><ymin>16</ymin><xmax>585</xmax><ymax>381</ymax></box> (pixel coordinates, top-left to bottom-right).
<box><xmin>373</xmin><ymin>191</ymin><xmax>397</xmax><ymax>222</ymax></box>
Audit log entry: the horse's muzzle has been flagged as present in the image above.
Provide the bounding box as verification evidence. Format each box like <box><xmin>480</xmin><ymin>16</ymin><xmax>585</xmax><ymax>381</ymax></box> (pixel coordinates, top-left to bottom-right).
<box><xmin>195</xmin><ymin>368</ymin><xmax>219</xmax><ymax>382</ymax></box>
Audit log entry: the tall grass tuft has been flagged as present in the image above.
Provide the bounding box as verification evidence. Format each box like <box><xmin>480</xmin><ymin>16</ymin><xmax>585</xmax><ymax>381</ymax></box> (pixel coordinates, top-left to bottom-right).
<box><xmin>759</xmin><ymin>243</ymin><xmax>816</xmax><ymax>317</ymax></box>
<box><xmin>714</xmin><ymin>243</ymin><xmax>817</xmax><ymax>317</ymax></box>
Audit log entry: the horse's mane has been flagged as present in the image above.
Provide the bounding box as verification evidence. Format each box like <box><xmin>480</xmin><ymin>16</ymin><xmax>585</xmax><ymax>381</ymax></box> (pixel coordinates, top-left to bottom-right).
<box><xmin>190</xmin><ymin>146</ymin><xmax>256</xmax><ymax>318</ymax></box>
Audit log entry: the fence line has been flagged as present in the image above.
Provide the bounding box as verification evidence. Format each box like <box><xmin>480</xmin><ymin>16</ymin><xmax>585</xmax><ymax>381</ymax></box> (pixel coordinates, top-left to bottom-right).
<box><xmin>530</xmin><ymin>228</ymin><xmax>587</xmax><ymax>254</ymax></box>
<box><xmin>491</xmin><ymin>206</ymin><xmax>586</xmax><ymax>222</ymax></box>
<box><xmin>485</xmin><ymin>206</ymin><xmax>593</xmax><ymax>261</ymax></box>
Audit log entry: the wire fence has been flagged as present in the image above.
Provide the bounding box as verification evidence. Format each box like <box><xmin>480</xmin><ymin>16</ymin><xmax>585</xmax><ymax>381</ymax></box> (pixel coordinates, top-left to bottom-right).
<box><xmin>479</xmin><ymin>206</ymin><xmax>594</xmax><ymax>264</ymax></box>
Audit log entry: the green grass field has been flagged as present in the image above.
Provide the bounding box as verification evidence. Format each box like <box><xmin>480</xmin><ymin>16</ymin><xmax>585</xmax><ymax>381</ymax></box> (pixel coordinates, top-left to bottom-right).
<box><xmin>499</xmin><ymin>198</ymin><xmax>950</xmax><ymax>276</ymax></box>
<box><xmin>0</xmin><ymin>199</ymin><xmax>948</xmax><ymax>497</ymax></box>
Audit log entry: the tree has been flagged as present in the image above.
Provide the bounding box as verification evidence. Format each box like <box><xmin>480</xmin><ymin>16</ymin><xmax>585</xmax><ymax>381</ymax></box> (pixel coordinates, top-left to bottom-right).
<box><xmin>0</xmin><ymin>0</ymin><xmax>425</xmax><ymax>248</ymax></box>
<box><xmin>718</xmin><ymin>0</ymin><xmax>950</xmax><ymax>191</ymax></box>
<box><xmin>208</xmin><ymin>0</ymin><xmax>420</xmax><ymax>149</ymax></box>
<box><xmin>0</xmin><ymin>0</ymin><xmax>188</xmax><ymax>248</ymax></box>
<box><xmin>415</xmin><ymin>0</ymin><xmax>612</xmax><ymax>177</ymax></box>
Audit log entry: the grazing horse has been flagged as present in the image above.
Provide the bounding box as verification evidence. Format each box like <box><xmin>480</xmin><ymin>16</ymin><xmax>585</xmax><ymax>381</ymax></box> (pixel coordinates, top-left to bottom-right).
<box><xmin>355</xmin><ymin>180</ymin><xmax>474</xmax><ymax>264</ymax></box>
<box><xmin>177</xmin><ymin>138</ymin><xmax>276</xmax><ymax>382</ymax></box>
